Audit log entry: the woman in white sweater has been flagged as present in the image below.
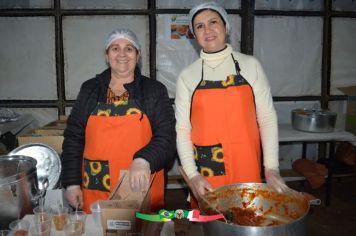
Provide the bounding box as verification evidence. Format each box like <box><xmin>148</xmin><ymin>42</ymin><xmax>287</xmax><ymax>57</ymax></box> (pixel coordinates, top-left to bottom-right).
<box><xmin>175</xmin><ymin>1</ymin><xmax>287</xmax><ymax>206</ymax></box>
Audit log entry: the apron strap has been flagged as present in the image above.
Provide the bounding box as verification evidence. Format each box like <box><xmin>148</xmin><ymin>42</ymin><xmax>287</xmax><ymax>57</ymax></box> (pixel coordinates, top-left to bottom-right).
<box><xmin>230</xmin><ymin>54</ymin><xmax>241</xmax><ymax>74</ymax></box>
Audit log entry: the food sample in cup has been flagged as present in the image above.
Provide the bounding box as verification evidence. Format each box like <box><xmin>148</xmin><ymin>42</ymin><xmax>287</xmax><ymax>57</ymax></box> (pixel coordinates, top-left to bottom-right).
<box><xmin>9</xmin><ymin>219</ymin><xmax>30</xmax><ymax>236</ymax></box>
<box><xmin>51</xmin><ymin>206</ymin><xmax>70</xmax><ymax>231</ymax></box>
<box><xmin>74</xmin><ymin>220</ymin><xmax>84</xmax><ymax>234</ymax></box>
<box><xmin>52</xmin><ymin>213</ymin><xmax>68</xmax><ymax>231</ymax></box>
<box><xmin>29</xmin><ymin>222</ymin><xmax>51</xmax><ymax>236</ymax></box>
<box><xmin>13</xmin><ymin>230</ymin><xmax>28</xmax><ymax>236</ymax></box>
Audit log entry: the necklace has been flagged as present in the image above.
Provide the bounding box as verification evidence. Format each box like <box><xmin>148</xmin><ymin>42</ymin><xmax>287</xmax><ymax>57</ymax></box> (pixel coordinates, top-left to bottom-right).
<box><xmin>205</xmin><ymin>56</ymin><xmax>228</xmax><ymax>71</ymax></box>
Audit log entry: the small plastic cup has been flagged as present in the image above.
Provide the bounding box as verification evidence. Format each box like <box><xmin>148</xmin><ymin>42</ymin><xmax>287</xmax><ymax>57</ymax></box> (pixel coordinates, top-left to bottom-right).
<box><xmin>51</xmin><ymin>206</ymin><xmax>69</xmax><ymax>231</ymax></box>
<box><xmin>33</xmin><ymin>214</ymin><xmax>51</xmax><ymax>226</ymax></box>
<box><xmin>33</xmin><ymin>206</ymin><xmax>51</xmax><ymax>217</ymax></box>
<box><xmin>69</xmin><ymin>211</ymin><xmax>87</xmax><ymax>234</ymax></box>
<box><xmin>33</xmin><ymin>214</ymin><xmax>52</xmax><ymax>232</ymax></box>
<box><xmin>0</xmin><ymin>230</ymin><xmax>10</xmax><ymax>236</ymax></box>
<box><xmin>33</xmin><ymin>205</ymin><xmax>52</xmax><ymax>229</ymax></box>
<box><xmin>8</xmin><ymin>219</ymin><xmax>30</xmax><ymax>236</ymax></box>
<box><xmin>90</xmin><ymin>201</ymin><xmax>101</xmax><ymax>226</ymax></box>
<box><xmin>63</xmin><ymin>222</ymin><xmax>82</xmax><ymax>236</ymax></box>
<box><xmin>29</xmin><ymin>221</ymin><xmax>51</xmax><ymax>236</ymax></box>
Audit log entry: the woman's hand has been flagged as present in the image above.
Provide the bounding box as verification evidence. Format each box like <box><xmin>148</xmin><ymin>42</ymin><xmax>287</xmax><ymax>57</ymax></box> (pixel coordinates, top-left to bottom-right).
<box><xmin>64</xmin><ymin>185</ymin><xmax>83</xmax><ymax>209</ymax></box>
<box><xmin>264</xmin><ymin>168</ymin><xmax>288</xmax><ymax>193</ymax></box>
<box><xmin>129</xmin><ymin>158</ymin><xmax>151</xmax><ymax>192</ymax></box>
<box><xmin>190</xmin><ymin>174</ymin><xmax>213</xmax><ymax>198</ymax></box>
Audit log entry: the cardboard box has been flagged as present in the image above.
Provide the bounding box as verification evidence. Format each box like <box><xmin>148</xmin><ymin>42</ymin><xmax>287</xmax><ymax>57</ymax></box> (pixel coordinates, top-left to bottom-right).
<box><xmin>17</xmin><ymin>130</ymin><xmax>64</xmax><ymax>154</ymax></box>
<box><xmin>99</xmin><ymin>200</ymin><xmax>141</xmax><ymax>236</ymax></box>
<box><xmin>100</xmin><ymin>171</ymin><xmax>151</xmax><ymax>236</ymax></box>
<box><xmin>39</xmin><ymin>116</ymin><xmax>67</xmax><ymax>130</ymax></box>
<box><xmin>17</xmin><ymin>117</ymin><xmax>67</xmax><ymax>154</ymax></box>
<box><xmin>338</xmin><ymin>86</ymin><xmax>356</xmax><ymax>135</ymax></box>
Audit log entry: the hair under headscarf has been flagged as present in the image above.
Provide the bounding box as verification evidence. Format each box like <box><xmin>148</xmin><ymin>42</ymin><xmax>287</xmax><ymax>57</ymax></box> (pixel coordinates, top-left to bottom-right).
<box><xmin>105</xmin><ymin>28</ymin><xmax>141</xmax><ymax>52</ymax></box>
<box><xmin>189</xmin><ymin>1</ymin><xmax>230</xmax><ymax>35</ymax></box>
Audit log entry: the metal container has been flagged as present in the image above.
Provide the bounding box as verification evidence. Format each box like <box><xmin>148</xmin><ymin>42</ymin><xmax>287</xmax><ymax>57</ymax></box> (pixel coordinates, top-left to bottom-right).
<box><xmin>9</xmin><ymin>143</ymin><xmax>61</xmax><ymax>189</ymax></box>
<box><xmin>291</xmin><ymin>108</ymin><xmax>337</xmax><ymax>133</ymax></box>
<box><xmin>201</xmin><ymin>183</ymin><xmax>320</xmax><ymax>236</ymax></box>
<box><xmin>0</xmin><ymin>155</ymin><xmax>43</xmax><ymax>230</ymax></box>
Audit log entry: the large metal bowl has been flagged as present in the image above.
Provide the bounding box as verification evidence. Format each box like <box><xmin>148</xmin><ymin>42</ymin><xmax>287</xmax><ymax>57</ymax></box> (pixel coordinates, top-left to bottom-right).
<box><xmin>0</xmin><ymin>155</ymin><xmax>39</xmax><ymax>229</ymax></box>
<box><xmin>201</xmin><ymin>183</ymin><xmax>320</xmax><ymax>236</ymax></box>
<box><xmin>291</xmin><ymin>108</ymin><xmax>337</xmax><ymax>133</ymax></box>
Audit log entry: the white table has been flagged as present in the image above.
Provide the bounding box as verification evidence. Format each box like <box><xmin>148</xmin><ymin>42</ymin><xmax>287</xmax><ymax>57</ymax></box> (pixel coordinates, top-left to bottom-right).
<box><xmin>23</xmin><ymin>214</ymin><xmax>103</xmax><ymax>236</ymax></box>
<box><xmin>278</xmin><ymin>123</ymin><xmax>356</xmax><ymax>143</ymax></box>
<box><xmin>278</xmin><ymin>123</ymin><xmax>356</xmax><ymax>206</ymax></box>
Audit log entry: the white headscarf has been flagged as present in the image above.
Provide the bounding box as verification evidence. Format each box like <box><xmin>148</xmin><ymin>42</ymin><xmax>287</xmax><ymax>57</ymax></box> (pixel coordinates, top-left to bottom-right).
<box><xmin>105</xmin><ymin>28</ymin><xmax>141</xmax><ymax>52</ymax></box>
<box><xmin>189</xmin><ymin>1</ymin><xmax>230</xmax><ymax>35</ymax></box>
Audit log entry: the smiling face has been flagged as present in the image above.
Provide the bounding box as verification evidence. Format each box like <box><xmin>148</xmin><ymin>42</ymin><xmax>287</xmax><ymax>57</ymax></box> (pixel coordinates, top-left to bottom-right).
<box><xmin>193</xmin><ymin>9</ymin><xmax>227</xmax><ymax>53</ymax></box>
<box><xmin>106</xmin><ymin>38</ymin><xmax>139</xmax><ymax>79</ymax></box>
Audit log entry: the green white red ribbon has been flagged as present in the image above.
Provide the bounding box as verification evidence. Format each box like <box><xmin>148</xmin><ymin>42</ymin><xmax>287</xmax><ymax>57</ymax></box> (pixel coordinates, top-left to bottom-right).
<box><xmin>135</xmin><ymin>209</ymin><xmax>224</xmax><ymax>222</ymax></box>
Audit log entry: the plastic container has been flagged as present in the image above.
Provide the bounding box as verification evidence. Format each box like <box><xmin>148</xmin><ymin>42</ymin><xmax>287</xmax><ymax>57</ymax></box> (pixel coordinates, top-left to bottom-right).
<box><xmin>63</xmin><ymin>222</ymin><xmax>81</xmax><ymax>236</ymax></box>
<box><xmin>90</xmin><ymin>201</ymin><xmax>102</xmax><ymax>226</ymax></box>
<box><xmin>69</xmin><ymin>211</ymin><xmax>87</xmax><ymax>234</ymax></box>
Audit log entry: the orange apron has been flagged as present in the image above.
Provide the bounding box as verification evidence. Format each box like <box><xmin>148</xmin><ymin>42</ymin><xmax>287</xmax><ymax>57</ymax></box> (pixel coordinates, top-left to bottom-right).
<box><xmin>190</xmin><ymin>55</ymin><xmax>261</xmax><ymax>206</ymax></box>
<box><xmin>81</xmin><ymin>100</ymin><xmax>164</xmax><ymax>213</ymax></box>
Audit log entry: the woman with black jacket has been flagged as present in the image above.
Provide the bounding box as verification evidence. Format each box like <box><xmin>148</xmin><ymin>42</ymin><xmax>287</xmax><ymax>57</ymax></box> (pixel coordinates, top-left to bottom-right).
<box><xmin>61</xmin><ymin>28</ymin><xmax>176</xmax><ymax>213</ymax></box>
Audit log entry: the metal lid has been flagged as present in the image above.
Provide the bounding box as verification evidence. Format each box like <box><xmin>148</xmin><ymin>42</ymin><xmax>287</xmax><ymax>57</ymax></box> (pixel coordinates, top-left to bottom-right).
<box><xmin>9</xmin><ymin>143</ymin><xmax>61</xmax><ymax>189</ymax></box>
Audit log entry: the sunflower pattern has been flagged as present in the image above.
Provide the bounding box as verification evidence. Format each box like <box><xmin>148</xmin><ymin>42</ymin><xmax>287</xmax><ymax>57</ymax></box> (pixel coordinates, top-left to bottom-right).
<box><xmin>211</xmin><ymin>146</ymin><xmax>224</xmax><ymax>163</ymax></box>
<box><xmin>83</xmin><ymin>159</ymin><xmax>110</xmax><ymax>192</ymax></box>
<box><xmin>89</xmin><ymin>161</ymin><xmax>102</xmax><ymax>175</ymax></box>
<box><xmin>197</xmin><ymin>74</ymin><xmax>248</xmax><ymax>90</ymax></box>
<box><xmin>97</xmin><ymin>109</ymin><xmax>111</xmax><ymax>116</ymax></box>
<box><xmin>102</xmin><ymin>174</ymin><xmax>110</xmax><ymax>191</ymax></box>
<box><xmin>113</xmin><ymin>100</ymin><xmax>128</xmax><ymax>106</ymax></box>
<box><xmin>221</xmin><ymin>74</ymin><xmax>235</xmax><ymax>87</ymax></box>
<box><xmin>91</xmin><ymin>100</ymin><xmax>143</xmax><ymax>117</ymax></box>
<box><xmin>200</xmin><ymin>166</ymin><xmax>214</xmax><ymax>177</ymax></box>
<box><xmin>199</xmin><ymin>80</ymin><xmax>207</xmax><ymax>87</ymax></box>
<box><xmin>193</xmin><ymin>146</ymin><xmax>198</xmax><ymax>160</ymax></box>
<box><xmin>126</xmin><ymin>107</ymin><xmax>142</xmax><ymax>115</ymax></box>
<box><xmin>194</xmin><ymin>143</ymin><xmax>225</xmax><ymax>176</ymax></box>
<box><xmin>83</xmin><ymin>172</ymin><xmax>89</xmax><ymax>188</ymax></box>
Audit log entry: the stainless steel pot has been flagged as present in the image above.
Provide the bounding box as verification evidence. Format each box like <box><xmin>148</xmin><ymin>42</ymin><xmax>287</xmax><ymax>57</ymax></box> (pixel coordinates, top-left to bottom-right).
<box><xmin>201</xmin><ymin>183</ymin><xmax>320</xmax><ymax>236</ymax></box>
<box><xmin>291</xmin><ymin>108</ymin><xmax>337</xmax><ymax>133</ymax></box>
<box><xmin>0</xmin><ymin>155</ymin><xmax>44</xmax><ymax>230</ymax></box>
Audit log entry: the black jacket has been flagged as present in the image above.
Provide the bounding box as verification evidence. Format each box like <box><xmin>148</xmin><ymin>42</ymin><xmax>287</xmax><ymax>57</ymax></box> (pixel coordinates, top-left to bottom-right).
<box><xmin>61</xmin><ymin>67</ymin><xmax>176</xmax><ymax>188</ymax></box>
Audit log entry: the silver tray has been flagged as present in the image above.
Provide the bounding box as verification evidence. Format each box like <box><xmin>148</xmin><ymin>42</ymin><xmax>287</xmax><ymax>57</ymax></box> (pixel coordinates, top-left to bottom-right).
<box><xmin>9</xmin><ymin>143</ymin><xmax>61</xmax><ymax>189</ymax></box>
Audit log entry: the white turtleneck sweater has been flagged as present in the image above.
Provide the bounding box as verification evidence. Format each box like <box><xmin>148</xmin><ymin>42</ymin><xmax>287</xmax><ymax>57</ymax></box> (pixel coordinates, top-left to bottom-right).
<box><xmin>175</xmin><ymin>44</ymin><xmax>279</xmax><ymax>179</ymax></box>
